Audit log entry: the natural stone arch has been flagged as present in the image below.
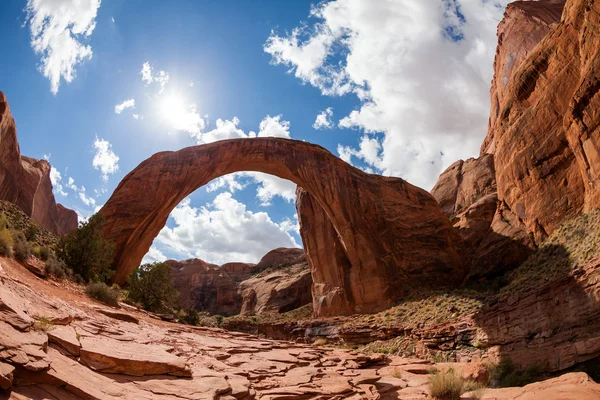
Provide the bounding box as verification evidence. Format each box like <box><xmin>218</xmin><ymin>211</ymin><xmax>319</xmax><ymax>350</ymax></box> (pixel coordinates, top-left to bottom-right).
<box><xmin>100</xmin><ymin>138</ymin><xmax>465</xmax><ymax>316</ymax></box>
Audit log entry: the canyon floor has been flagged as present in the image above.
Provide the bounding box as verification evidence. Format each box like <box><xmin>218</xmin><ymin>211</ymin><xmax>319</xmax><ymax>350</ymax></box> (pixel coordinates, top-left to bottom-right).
<box><xmin>2</xmin><ymin>257</ymin><xmax>600</xmax><ymax>400</ymax></box>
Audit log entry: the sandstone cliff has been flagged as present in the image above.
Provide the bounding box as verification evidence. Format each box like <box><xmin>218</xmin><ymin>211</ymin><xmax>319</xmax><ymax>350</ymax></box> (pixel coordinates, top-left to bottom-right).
<box><xmin>168</xmin><ymin>248</ymin><xmax>312</xmax><ymax>316</ymax></box>
<box><xmin>0</xmin><ymin>91</ymin><xmax>77</xmax><ymax>235</ymax></box>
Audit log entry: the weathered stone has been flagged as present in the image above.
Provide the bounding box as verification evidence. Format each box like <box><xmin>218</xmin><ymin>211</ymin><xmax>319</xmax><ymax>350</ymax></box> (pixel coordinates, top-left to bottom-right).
<box><xmin>0</xmin><ymin>92</ymin><xmax>77</xmax><ymax>235</ymax></box>
<box><xmin>79</xmin><ymin>335</ymin><xmax>191</xmax><ymax>377</ymax></box>
<box><xmin>482</xmin><ymin>0</ymin><xmax>565</xmax><ymax>155</ymax></box>
<box><xmin>0</xmin><ymin>361</ymin><xmax>15</xmax><ymax>389</ymax></box>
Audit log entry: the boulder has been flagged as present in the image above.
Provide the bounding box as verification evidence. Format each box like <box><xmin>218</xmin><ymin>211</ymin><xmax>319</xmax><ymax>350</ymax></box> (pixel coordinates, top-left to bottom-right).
<box><xmin>101</xmin><ymin>138</ymin><xmax>466</xmax><ymax>316</ymax></box>
<box><xmin>0</xmin><ymin>92</ymin><xmax>77</xmax><ymax>236</ymax></box>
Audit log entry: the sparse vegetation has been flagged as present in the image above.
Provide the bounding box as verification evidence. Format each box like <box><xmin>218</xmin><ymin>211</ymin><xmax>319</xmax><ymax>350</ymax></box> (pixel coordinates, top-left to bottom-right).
<box><xmin>502</xmin><ymin>209</ymin><xmax>600</xmax><ymax>295</ymax></box>
<box><xmin>487</xmin><ymin>358</ymin><xmax>546</xmax><ymax>388</ymax></box>
<box><xmin>12</xmin><ymin>230</ymin><xmax>32</xmax><ymax>262</ymax></box>
<box><xmin>313</xmin><ymin>338</ymin><xmax>328</xmax><ymax>346</ymax></box>
<box><xmin>429</xmin><ymin>368</ymin><xmax>485</xmax><ymax>400</ymax></box>
<box><xmin>178</xmin><ymin>308</ymin><xmax>200</xmax><ymax>325</ymax></box>
<box><xmin>126</xmin><ymin>262</ymin><xmax>178</xmax><ymax>313</ymax></box>
<box><xmin>86</xmin><ymin>282</ymin><xmax>120</xmax><ymax>306</ymax></box>
<box><xmin>33</xmin><ymin>317</ymin><xmax>54</xmax><ymax>332</ymax></box>
<box><xmin>0</xmin><ymin>225</ymin><xmax>13</xmax><ymax>257</ymax></box>
<box><xmin>45</xmin><ymin>254</ymin><xmax>72</xmax><ymax>280</ymax></box>
<box><xmin>56</xmin><ymin>213</ymin><xmax>115</xmax><ymax>283</ymax></box>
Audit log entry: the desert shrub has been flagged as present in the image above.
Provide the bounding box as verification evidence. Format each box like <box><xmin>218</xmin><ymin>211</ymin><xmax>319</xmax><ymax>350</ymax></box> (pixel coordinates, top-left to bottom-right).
<box><xmin>180</xmin><ymin>309</ymin><xmax>200</xmax><ymax>326</ymax></box>
<box><xmin>45</xmin><ymin>255</ymin><xmax>71</xmax><ymax>280</ymax></box>
<box><xmin>487</xmin><ymin>359</ymin><xmax>544</xmax><ymax>388</ymax></box>
<box><xmin>25</xmin><ymin>224</ymin><xmax>40</xmax><ymax>242</ymax></box>
<box><xmin>33</xmin><ymin>246</ymin><xmax>51</xmax><ymax>261</ymax></box>
<box><xmin>429</xmin><ymin>368</ymin><xmax>465</xmax><ymax>400</ymax></box>
<box><xmin>56</xmin><ymin>213</ymin><xmax>115</xmax><ymax>283</ymax></box>
<box><xmin>0</xmin><ymin>227</ymin><xmax>13</xmax><ymax>257</ymax></box>
<box><xmin>85</xmin><ymin>282</ymin><xmax>120</xmax><ymax>306</ymax></box>
<box><xmin>12</xmin><ymin>230</ymin><xmax>32</xmax><ymax>262</ymax></box>
<box><xmin>214</xmin><ymin>314</ymin><xmax>224</xmax><ymax>327</ymax></box>
<box><xmin>312</xmin><ymin>338</ymin><xmax>328</xmax><ymax>346</ymax></box>
<box><xmin>126</xmin><ymin>262</ymin><xmax>179</xmax><ymax>313</ymax></box>
<box><xmin>33</xmin><ymin>317</ymin><xmax>54</xmax><ymax>332</ymax></box>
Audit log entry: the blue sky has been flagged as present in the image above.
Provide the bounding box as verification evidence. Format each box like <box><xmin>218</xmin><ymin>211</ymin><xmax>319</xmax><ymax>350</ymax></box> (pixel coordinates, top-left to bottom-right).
<box><xmin>0</xmin><ymin>0</ymin><xmax>510</xmax><ymax>265</ymax></box>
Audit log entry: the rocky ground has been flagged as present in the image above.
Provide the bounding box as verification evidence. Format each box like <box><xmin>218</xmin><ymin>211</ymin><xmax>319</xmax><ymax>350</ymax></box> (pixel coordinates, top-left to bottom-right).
<box><xmin>2</xmin><ymin>258</ymin><xmax>600</xmax><ymax>399</ymax></box>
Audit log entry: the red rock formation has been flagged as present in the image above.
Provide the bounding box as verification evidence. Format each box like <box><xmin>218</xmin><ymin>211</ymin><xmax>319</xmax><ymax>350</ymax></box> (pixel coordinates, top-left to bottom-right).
<box><xmin>431</xmin><ymin>154</ymin><xmax>496</xmax><ymax>217</ymax></box>
<box><xmin>167</xmin><ymin>258</ymin><xmax>253</xmax><ymax>316</ymax></box>
<box><xmin>238</xmin><ymin>248</ymin><xmax>311</xmax><ymax>315</ymax></box>
<box><xmin>489</xmin><ymin>0</ymin><xmax>600</xmax><ymax>243</ymax></box>
<box><xmin>481</xmin><ymin>0</ymin><xmax>565</xmax><ymax>155</ymax></box>
<box><xmin>0</xmin><ymin>91</ymin><xmax>77</xmax><ymax>235</ymax></box>
<box><xmin>431</xmin><ymin>156</ymin><xmax>534</xmax><ymax>281</ymax></box>
<box><xmin>101</xmin><ymin>138</ymin><xmax>466</xmax><ymax>316</ymax></box>
<box><xmin>169</xmin><ymin>248</ymin><xmax>312</xmax><ymax>316</ymax></box>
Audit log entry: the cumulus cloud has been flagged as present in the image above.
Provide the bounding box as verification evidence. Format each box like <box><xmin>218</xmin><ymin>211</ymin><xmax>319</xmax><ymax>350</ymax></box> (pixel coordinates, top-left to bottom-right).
<box><xmin>246</xmin><ymin>173</ymin><xmax>296</xmax><ymax>206</ymax></box>
<box><xmin>25</xmin><ymin>0</ymin><xmax>100</xmax><ymax>94</ymax></box>
<box><xmin>49</xmin><ymin>167</ymin><xmax>67</xmax><ymax>197</ymax></box>
<box><xmin>140</xmin><ymin>62</ymin><xmax>170</xmax><ymax>92</ymax></box>
<box><xmin>257</xmin><ymin>115</ymin><xmax>291</xmax><ymax>138</ymax></box>
<box><xmin>142</xmin><ymin>246</ymin><xmax>167</xmax><ymax>264</ymax></box>
<box><xmin>132</xmin><ymin>114</ymin><xmax>143</xmax><ymax>120</ymax></box>
<box><xmin>313</xmin><ymin>107</ymin><xmax>334</xmax><ymax>129</ymax></box>
<box><xmin>206</xmin><ymin>174</ymin><xmax>247</xmax><ymax>193</ymax></box>
<box><xmin>114</xmin><ymin>99</ymin><xmax>135</xmax><ymax>114</ymax></box>
<box><xmin>154</xmin><ymin>193</ymin><xmax>299</xmax><ymax>265</ymax></box>
<box><xmin>92</xmin><ymin>137</ymin><xmax>120</xmax><ymax>182</ymax></box>
<box><xmin>265</xmin><ymin>0</ymin><xmax>509</xmax><ymax>189</ymax></box>
<box><xmin>78</xmin><ymin>190</ymin><xmax>96</xmax><ymax>207</ymax></box>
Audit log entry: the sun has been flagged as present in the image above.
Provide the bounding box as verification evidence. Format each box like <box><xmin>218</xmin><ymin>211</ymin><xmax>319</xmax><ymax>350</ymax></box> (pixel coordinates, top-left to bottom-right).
<box><xmin>159</xmin><ymin>93</ymin><xmax>187</xmax><ymax>126</ymax></box>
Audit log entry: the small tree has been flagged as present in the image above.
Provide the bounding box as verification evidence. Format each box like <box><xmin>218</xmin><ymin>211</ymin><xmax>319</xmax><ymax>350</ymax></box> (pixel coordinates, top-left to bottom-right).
<box><xmin>56</xmin><ymin>213</ymin><xmax>115</xmax><ymax>282</ymax></box>
<box><xmin>126</xmin><ymin>262</ymin><xmax>179</xmax><ymax>312</ymax></box>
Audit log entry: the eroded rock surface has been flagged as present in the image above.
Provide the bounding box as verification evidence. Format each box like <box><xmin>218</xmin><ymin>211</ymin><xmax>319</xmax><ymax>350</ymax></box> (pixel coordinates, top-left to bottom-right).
<box><xmin>101</xmin><ymin>138</ymin><xmax>465</xmax><ymax>316</ymax></box>
<box><xmin>168</xmin><ymin>248</ymin><xmax>312</xmax><ymax>317</ymax></box>
<box><xmin>0</xmin><ymin>92</ymin><xmax>77</xmax><ymax>236</ymax></box>
<box><xmin>481</xmin><ymin>0</ymin><xmax>565</xmax><ymax>155</ymax></box>
<box><xmin>489</xmin><ymin>0</ymin><xmax>600</xmax><ymax>242</ymax></box>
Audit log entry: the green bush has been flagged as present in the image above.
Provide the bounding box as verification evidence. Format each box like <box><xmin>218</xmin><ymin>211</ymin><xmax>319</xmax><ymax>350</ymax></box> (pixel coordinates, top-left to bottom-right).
<box><xmin>488</xmin><ymin>359</ymin><xmax>545</xmax><ymax>388</ymax></box>
<box><xmin>126</xmin><ymin>262</ymin><xmax>179</xmax><ymax>313</ymax></box>
<box><xmin>0</xmin><ymin>227</ymin><xmax>13</xmax><ymax>257</ymax></box>
<box><xmin>180</xmin><ymin>309</ymin><xmax>200</xmax><ymax>326</ymax></box>
<box><xmin>56</xmin><ymin>213</ymin><xmax>115</xmax><ymax>283</ymax></box>
<box><xmin>86</xmin><ymin>282</ymin><xmax>120</xmax><ymax>306</ymax></box>
<box><xmin>33</xmin><ymin>246</ymin><xmax>51</xmax><ymax>261</ymax></box>
<box><xmin>12</xmin><ymin>230</ymin><xmax>32</xmax><ymax>262</ymax></box>
<box><xmin>45</xmin><ymin>255</ymin><xmax>71</xmax><ymax>280</ymax></box>
<box><xmin>25</xmin><ymin>224</ymin><xmax>40</xmax><ymax>242</ymax></box>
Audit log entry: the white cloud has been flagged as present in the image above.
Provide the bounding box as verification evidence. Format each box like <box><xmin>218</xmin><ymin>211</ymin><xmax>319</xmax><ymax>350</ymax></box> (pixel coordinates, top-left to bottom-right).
<box><xmin>111</xmin><ymin>16</ymin><xmax>115</xmax><ymax>23</ymax></box>
<box><xmin>142</xmin><ymin>246</ymin><xmax>167</xmax><ymax>264</ymax></box>
<box><xmin>193</xmin><ymin>116</ymin><xmax>247</xmax><ymax>144</ymax></box>
<box><xmin>154</xmin><ymin>194</ymin><xmax>299</xmax><ymax>265</ymax></box>
<box><xmin>189</xmin><ymin>82</ymin><xmax>194</xmax><ymax>87</ymax></box>
<box><xmin>114</xmin><ymin>99</ymin><xmax>135</xmax><ymax>114</ymax></box>
<box><xmin>206</xmin><ymin>174</ymin><xmax>247</xmax><ymax>193</ymax></box>
<box><xmin>49</xmin><ymin>167</ymin><xmax>67</xmax><ymax>197</ymax></box>
<box><xmin>25</xmin><ymin>0</ymin><xmax>100</xmax><ymax>94</ymax></box>
<box><xmin>132</xmin><ymin>114</ymin><xmax>143</xmax><ymax>120</ymax></box>
<box><xmin>140</xmin><ymin>62</ymin><xmax>169</xmax><ymax>93</ymax></box>
<box><xmin>79</xmin><ymin>191</ymin><xmax>96</xmax><ymax>207</ymax></box>
<box><xmin>92</xmin><ymin>137</ymin><xmax>120</xmax><ymax>182</ymax></box>
<box><xmin>313</xmin><ymin>107</ymin><xmax>334</xmax><ymax>129</ymax></box>
<box><xmin>257</xmin><ymin>114</ymin><xmax>291</xmax><ymax>138</ymax></box>
<box><xmin>265</xmin><ymin>0</ymin><xmax>509</xmax><ymax>189</ymax></box>
<box><xmin>246</xmin><ymin>173</ymin><xmax>296</xmax><ymax>206</ymax></box>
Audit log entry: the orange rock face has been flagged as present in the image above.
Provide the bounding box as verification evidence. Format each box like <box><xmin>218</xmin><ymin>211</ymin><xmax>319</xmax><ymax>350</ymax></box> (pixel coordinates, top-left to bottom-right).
<box><xmin>481</xmin><ymin>0</ymin><xmax>565</xmax><ymax>155</ymax></box>
<box><xmin>0</xmin><ymin>92</ymin><xmax>77</xmax><ymax>235</ymax></box>
<box><xmin>101</xmin><ymin>138</ymin><xmax>465</xmax><ymax>316</ymax></box>
<box><xmin>167</xmin><ymin>258</ymin><xmax>252</xmax><ymax>316</ymax></box>
<box><xmin>490</xmin><ymin>0</ymin><xmax>600</xmax><ymax>243</ymax></box>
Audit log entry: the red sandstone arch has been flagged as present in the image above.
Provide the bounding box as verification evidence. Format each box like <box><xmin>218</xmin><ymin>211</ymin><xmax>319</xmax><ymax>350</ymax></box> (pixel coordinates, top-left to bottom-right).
<box><xmin>101</xmin><ymin>138</ymin><xmax>465</xmax><ymax>316</ymax></box>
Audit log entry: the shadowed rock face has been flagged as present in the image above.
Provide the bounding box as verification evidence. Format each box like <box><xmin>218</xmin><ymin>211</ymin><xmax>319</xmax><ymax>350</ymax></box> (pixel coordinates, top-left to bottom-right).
<box><xmin>101</xmin><ymin>138</ymin><xmax>466</xmax><ymax>316</ymax></box>
<box><xmin>0</xmin><ymin>91</ymin><xmax>77</xmax><ymax>235</ymax></box>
